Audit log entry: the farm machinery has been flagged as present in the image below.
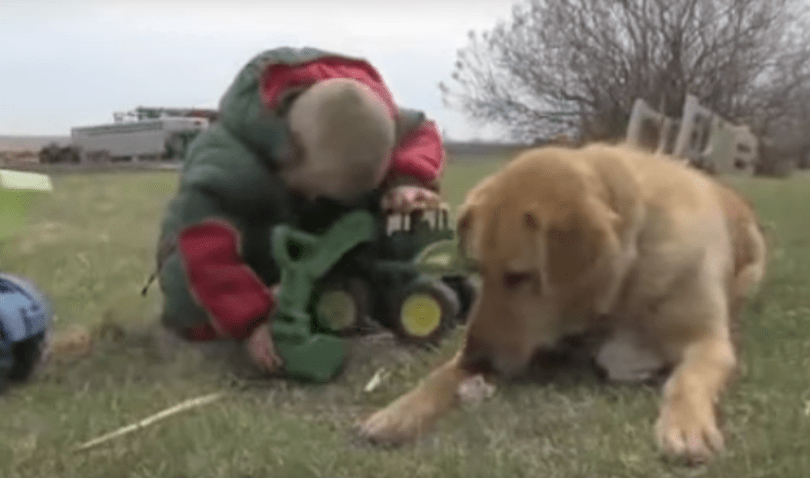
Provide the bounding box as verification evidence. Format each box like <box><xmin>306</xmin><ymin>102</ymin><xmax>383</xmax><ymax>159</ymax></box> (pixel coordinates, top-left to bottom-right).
<box><xmin>0</xmin><ymin>169</ymin><xmax>54</xmax><ymax>393</ymax></box>
<box><xmin>271</xmin><ymin>203</ymin><xmax>477</xmax><ymax>382</ymax></box>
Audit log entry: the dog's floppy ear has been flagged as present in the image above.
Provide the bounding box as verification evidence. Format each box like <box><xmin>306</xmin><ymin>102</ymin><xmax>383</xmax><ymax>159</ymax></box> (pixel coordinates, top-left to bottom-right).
<box><xmin>456</xmin><ymin>174</ymin><xmax>497</xmax><ymax>260</ymax></box>
<box><xmin>544</xmin><ymin>202</ymin><xmax>604</xmax><ymax>287</ymax></box>
<box><xmin>455</xmin><ymin>202</ymin><xmax>477</xmax><ymax>260</ymax></box>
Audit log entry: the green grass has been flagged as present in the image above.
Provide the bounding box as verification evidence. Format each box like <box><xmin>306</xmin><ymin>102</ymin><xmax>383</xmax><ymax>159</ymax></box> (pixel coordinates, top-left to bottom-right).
<box><xmin>1</xmin><ymin>158</ymin><xmax>809</xmax><ymax>478</ymax></box>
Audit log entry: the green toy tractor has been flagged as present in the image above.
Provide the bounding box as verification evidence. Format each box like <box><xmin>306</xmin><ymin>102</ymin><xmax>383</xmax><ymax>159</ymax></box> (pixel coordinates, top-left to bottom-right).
<box><xmin>270</xmin><ymin>203</ymin><xmax>476</xmax><ymax>382</ymax></box>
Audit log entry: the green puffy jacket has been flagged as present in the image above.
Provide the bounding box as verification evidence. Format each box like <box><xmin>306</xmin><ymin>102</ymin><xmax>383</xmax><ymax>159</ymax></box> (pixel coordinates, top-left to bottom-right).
<box><xmin>153</xmin><ymin>46</ymin><xmax>446</xmax><ymax>341</ymax></box>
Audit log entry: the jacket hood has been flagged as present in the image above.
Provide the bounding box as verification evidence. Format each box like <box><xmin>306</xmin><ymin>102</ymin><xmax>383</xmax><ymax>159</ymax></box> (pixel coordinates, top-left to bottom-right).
<box><xmin>217</xmin><ymin>47</ymin><xmax>378</xmax><ymax>169</ymax></box>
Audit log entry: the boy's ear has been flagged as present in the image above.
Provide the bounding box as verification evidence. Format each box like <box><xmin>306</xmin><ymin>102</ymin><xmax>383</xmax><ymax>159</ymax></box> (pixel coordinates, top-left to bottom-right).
<box><xmin>277</xmin><ymin>123</ymin><xmax>305</xmax><ymax>171</ymax></box>
<box><xmin>275</xmin><ymin>86</ymin><xmax>309</xmax><ymax>117</ymax></box>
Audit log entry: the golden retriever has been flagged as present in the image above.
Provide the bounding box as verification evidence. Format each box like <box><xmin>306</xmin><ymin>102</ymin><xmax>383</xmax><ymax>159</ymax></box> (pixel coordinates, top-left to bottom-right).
<box><xmin>356</xmin><ymin>143</ymin><xmax>767</xmax><ymax>463</ymax></box>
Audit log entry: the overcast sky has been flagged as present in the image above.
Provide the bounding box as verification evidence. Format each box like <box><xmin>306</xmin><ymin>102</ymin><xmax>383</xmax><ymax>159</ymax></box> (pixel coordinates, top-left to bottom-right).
<box><xmin>1</xmin><ymin>0</ymin><xmax>516</xmax><ymax>140</ymax></box>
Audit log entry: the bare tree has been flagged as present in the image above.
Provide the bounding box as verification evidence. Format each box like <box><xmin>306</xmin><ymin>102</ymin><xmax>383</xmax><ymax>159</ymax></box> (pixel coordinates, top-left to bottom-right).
<box><xmin>441</xmin><ymin>0</ymin><xmax>810</xmax><ymax>144</ymax></box>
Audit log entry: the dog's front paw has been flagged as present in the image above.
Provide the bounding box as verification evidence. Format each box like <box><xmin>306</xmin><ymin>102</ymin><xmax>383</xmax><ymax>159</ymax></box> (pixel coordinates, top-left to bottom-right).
<box><xmin>355</xmin><ymin>393</ymin><xmax>436</xmax><ymax>446</ymax></box>
<box><xmin>655</xmin><ymin>397</ymin><xmax>724</xmax><ymax>464</ymax></box>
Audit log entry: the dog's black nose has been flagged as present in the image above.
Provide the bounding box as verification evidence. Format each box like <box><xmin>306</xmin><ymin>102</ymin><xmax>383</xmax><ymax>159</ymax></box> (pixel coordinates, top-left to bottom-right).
<box><xmin>460</xmin><ymin>335</ymin><xmax>495</xmax><ymax>375</ymax></box>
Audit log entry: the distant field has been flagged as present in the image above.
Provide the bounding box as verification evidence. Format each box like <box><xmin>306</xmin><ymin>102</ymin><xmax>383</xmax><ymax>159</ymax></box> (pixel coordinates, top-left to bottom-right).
<box><xmin>1</xmin><ymin>157</ymin><xmax>809</xmax><ymax>478</ymax></box>
<box><xmin>0</xmin><ymin>135</ymin><xmax>71</xmax><ymax>152</ymax></box>
<box><xmin>0</xmin><ymin>134</ymin><xmax>524</xmax><ymax>155</ymax></box>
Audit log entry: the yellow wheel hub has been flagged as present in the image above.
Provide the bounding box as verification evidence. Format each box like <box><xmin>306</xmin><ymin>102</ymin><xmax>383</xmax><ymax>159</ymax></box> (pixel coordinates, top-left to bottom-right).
<box><xmin>316</xmin><ymin>290</ymin><xmax>356</xmax><ymax>331</ymax></box>
<box><xmin>400</xmin><ymin>293</ymin><xmax>442</xmax><ymax>337</ymax></box>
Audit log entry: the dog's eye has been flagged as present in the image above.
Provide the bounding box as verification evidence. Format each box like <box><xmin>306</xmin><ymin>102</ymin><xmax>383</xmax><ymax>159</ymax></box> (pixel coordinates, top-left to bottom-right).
<box><xmin>503</xmin><ymin>272</ymin><xmax>536</xmax><ymax>290</ymax></box>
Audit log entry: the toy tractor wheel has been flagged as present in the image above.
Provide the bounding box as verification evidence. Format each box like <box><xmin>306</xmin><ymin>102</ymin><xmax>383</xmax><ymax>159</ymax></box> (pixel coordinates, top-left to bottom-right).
<box><xmin>392</xmin><ymin>280</ymin><xmax>460</xmax><ymax>346</ymax></box>
<box><xmin>314</xmin><ymin>278</ymin><xmax>370</xmax><ymax>335</ymax></box>
<box><xmin>441</xmin><ymin>276</ymin><xmax>478</xmax><ymax>324</ymax></box>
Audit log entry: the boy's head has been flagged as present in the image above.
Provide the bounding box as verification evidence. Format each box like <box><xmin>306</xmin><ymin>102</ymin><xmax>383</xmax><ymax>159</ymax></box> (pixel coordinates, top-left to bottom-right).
<box><xmin>280</xmin><ymin>78</ymin><xmax>396</xmax><ymax>203</ymax></box>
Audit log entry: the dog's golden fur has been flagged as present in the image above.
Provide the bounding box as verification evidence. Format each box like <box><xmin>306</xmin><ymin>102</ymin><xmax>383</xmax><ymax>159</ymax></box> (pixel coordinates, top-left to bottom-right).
<box><xmin>357</xmin><ymin>143</ymin><xmax>767</xmax><ymax>462</ymax></box>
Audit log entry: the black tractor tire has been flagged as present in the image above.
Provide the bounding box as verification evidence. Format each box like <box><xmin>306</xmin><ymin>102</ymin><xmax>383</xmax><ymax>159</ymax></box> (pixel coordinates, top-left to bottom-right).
<box><xmin>391</xmin><ymin>279</ymin><xmax>460</xmax><ymax>347</ymax></box>
<box><xmin>441</xmin><ymin>275</ymin><xmax>478</xmax><ymax>324</ymax></box>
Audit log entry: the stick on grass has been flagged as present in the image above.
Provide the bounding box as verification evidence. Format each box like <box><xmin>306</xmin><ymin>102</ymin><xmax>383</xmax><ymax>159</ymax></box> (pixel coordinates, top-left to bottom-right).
<box><xmin>74</xmin><ymin>392</ymin><xmax>224</xmax><ymax>452</ymax></box>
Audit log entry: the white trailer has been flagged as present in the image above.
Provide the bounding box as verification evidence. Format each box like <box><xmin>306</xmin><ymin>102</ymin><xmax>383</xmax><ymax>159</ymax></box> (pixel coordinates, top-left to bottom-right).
<box><xmin>70</xmin><ymin>117</ymin><xmax>208</xmax><ymax>163</ymax></box>
<box><xmin>625</xmin><ymin>95</ymin><xmax>758</xmax><ymax>175</ymax></box>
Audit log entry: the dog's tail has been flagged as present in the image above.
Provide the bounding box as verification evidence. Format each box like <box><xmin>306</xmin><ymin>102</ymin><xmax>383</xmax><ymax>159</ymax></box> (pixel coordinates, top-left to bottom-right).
<box><xmin>735</xmin><ymin>220</ymin><xmax>768</xmax><ymax>298</ymax></box>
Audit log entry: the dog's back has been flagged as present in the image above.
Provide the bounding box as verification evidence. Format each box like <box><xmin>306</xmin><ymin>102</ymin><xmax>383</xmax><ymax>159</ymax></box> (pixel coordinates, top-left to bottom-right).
<box><xmin>582</xmin><ymin>143</ymin><xmax>766</xmax><ymax>297</ymax></box>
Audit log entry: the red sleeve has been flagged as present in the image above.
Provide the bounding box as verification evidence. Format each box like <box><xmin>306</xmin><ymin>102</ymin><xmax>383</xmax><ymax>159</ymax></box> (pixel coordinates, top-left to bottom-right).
<box><xmin>387</xmin><ymin>120</ymin><xmax>446</xmax><ymax>187</ymax></box>
<box><xmin>177</xmin><ymin>221</ymin><xmax>275</xmax><ymax>341</ymax></box>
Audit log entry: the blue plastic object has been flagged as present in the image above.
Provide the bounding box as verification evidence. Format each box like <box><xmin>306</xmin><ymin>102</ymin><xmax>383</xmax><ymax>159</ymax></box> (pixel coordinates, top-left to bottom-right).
<box><xmin>0</xmin><ymin>273</ymin><xmax>52</xmax><ymax>392</ymax></box>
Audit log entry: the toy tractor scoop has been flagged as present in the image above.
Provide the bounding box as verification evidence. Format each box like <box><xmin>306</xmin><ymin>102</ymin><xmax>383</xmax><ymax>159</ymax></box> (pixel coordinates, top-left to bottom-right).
<box><xmin>270</xmin><ymin>210</ymin><xmax>377</xmax><ymax>382</ymax></box>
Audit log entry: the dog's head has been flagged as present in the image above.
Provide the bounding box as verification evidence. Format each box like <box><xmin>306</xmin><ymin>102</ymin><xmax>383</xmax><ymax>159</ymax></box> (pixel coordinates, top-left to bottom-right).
<box><xmin>457</xmin><ymin>147</ymin><xmax>624</xmax><ymax>376</ymax></box>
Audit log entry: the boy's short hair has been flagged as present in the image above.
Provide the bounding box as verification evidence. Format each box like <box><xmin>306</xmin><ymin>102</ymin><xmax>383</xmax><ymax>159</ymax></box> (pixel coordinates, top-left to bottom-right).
<box><xmin>281</xmin><ymin>78</ymin><xmax>396</xmax><ymax>202</ymax></box>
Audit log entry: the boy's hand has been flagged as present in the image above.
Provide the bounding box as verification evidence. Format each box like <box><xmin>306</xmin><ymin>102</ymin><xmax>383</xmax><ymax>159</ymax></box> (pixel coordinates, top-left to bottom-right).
<box><xmin>382</xmin><ymin>185</ymin><xmax>441</xmax><ymax>213</ymax></box>
<box><xmin>245</xmin><ymin>321</ymin><xmax>284</xmax><ymax>375</ymax></box>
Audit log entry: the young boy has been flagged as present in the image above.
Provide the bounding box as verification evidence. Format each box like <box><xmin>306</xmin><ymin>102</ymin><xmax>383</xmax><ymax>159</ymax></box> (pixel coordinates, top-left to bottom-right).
<box><xmin>154</xmin><ymin>47</ymin><xmax>447</xmax><ymax>375</ymax></box>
